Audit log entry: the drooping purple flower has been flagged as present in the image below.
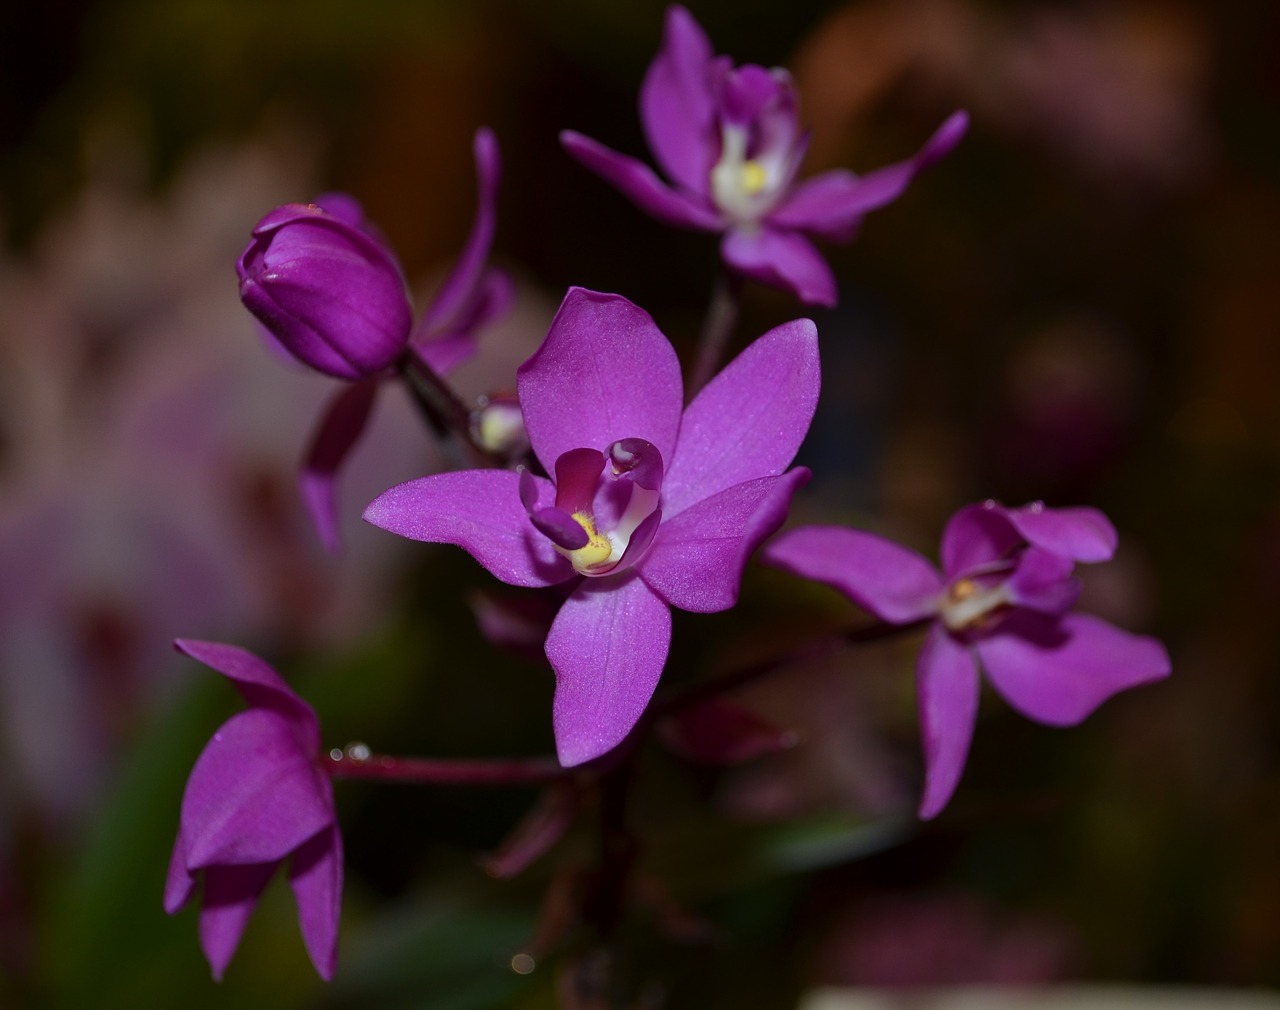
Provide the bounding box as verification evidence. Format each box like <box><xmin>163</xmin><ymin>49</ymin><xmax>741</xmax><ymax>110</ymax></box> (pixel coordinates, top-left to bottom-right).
<box><xmin>164</xmin><ymin>639</ymin><xmax>342</xmax><ymax>980</ymax></box>
<box><xmin>763</xmin><ymin>500</ymin><xmax>1170</xmax><ymax>819</ymax></box>
<box><xmin>365</xmin><ymin>287</ymin><xmax>819</xmax><ymax>766</ymax></box>
<box><xmin>560</xmin><ymin>5</ymin><xmax>968</xmax><ymax>307</ymax></box>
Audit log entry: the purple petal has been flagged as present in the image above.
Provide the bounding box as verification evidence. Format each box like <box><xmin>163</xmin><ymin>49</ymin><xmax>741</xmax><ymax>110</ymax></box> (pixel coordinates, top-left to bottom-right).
<box><xmin>518</xmin><ymin>289</ymin><xmax>684</xmax><ymax>474</ymax></box>
<box><xmin>547</xmin><ymin>574</ymin><xmax>672</xmax><ymax>766</ymax></box>
<box><xmin>554</xmin><ymin>447</ymin><xmax>607</xmax><ymax>513</ymax></box>
<box><xmin>560</xmin><ymin>131</ymin><xmax>722</xmax><ymax>231</ymax></box>
<box><xmin>771</xmin><ymin>110</ymin><xmax>970</xmax><ymax>239</ymax></box>
<box><xmin>939</xmin><ymin>502</ymin><xmax>1023</xmax><ymax>579</ymax></box>
<box><xmin>197</xmin><ymin>861</ymin><xmax>278</xmax><ymax>980</ymax></box>
<box><xmin>181</xmin><ymin>709</ymin><xmax>334</xmax><ymax>867</ymax></box>
<box><xmin>1004</xmin><ymin>503</ymin><xmax>1119</xmax><ymax>563</ymax></box>
<box><xmin>762</xmin><ymin>525</ymin><xmax>944</xmax><ymax>623</ymax></box>
<box><xmin>721</xmin><ymin>226</ymin><xmax>837</xmax><ymax>307</ymax></box>
<box><xmin>289</xmin><ymin>823</ymin><xmax>343</xmax><ymax>981</ymax></box>
<box><xmin>638</xmin><ymin>4</ymin><xmax>718</xmax><ymax>196</ymax></box>
<box><xmin>164</xmin><ymin>829</ymin><xmax>197</xmax><ymax>914</ymax></box>
<box><xmin>300</xmin><ymin>378</ymin><xmax>381</xmax><ymax>553</ymax></box>
<box><xmin>415</xmin><ymin>267</ymin><xmax>515</xmax><ymax>374</ymax></box>
<box><xmin>664</xmin><ymin>317</ymin><xmax>819</xmax><ymax>516</ymax></box>
<box><xmin>976</xmin><ymin>611</ymin><xmax>1170</xmax><ymax>726</ymax></box>
<box><xmin>173</xmin><ymin>639</ymin><xmax>317</xmax><ymax>730</ymax></box>
<box><xmin>364</xmin><ymin>469</ymin><xmax>573</xmax><ymax>587</ymax></box>
<box><xmin>1006</xmin><ymin>546</ymin><xmax>1080</xmax><ymax>614</ymax></box>
<box><xmin>641</xmin><ymin>469</ymin><xmax>809</xmax><ymax>613</ymax></box>
<box><xmin>418</xmin><ymin>127</ymin><xmax>502</xmax><ymax>336</ymax></box>
<box><xmin>916</xmin><ymin>624</ymin><xmax>981</xmax><ymax>820</ymax></box>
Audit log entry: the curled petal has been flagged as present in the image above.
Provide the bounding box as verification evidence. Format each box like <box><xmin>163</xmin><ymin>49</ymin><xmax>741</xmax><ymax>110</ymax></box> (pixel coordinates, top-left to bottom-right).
<box><xmin>174</xmin><ymin>639</ymin><xmax>317</xmax><ymax>731</ymax></box>
<box><xmin>976</xmin><ymin>611</ymin><xmax>1170</xmax><ymax>726</ymax></box>
<box><xmin>664</xmin><ymin>316</ymin><xmax>820</xmax><ymax>516</ymax></box>
<box><xmin>939</xmin><ymin>502</ymin><xmax>1023</xmax><ymax>579</ymax></box>
<box><xmin>1004</xmin><ymin>503</ymin><xmax>1118</xmax><ymax>563</ymax></box>
<box><xmin>763</xmin><ymin>525</ymin><xmax>944</xmax><ymax>623</ymax></box>
<box><xmin>300</xmin><ymin>377</ymin><xmax>381</xmax><ymax>553</ymax></box>
<box><xmin>916</xmin><ymin>625</ymin><xmax>981</xmax><ymax>820</ymax></box>
<box><xmin>290</xmin><ymin>824</ymin><xmax>343</xmax><ymax>981</ymax></box>
<box><xmin>721</xmin><ymin>226</ymin><xmax>837</xmax><ymax>307</ymax></box>
<box><xmin>554</xmin><ymin>447</ymin><xmax>607</xmax><ymax>513</ymax></box>
<box><xmin>548</xmin><ymin>574</ymin><xmax>672</xmax><ymax>766</ymax></box>
<box><xmin>560</xmin><ymin>131</ymin><xmax>722</xmax><ymax>231</ymax></box>
<box><xmin>641</xmin><ymin>469</ymin><xmax>809</xmax><ymax>613</ymax></box>
<box><xmin>365</xmin><ymin>469</ymin><xmax>573</xmax><ymax>587</ymax></box>
<box><xmin>196</xmin><ymin>861</ymin><xmax>279</xmax><ymax>980</ymax></box>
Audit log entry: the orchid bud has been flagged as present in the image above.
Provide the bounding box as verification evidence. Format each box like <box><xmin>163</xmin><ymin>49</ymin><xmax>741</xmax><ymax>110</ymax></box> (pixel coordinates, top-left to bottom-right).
<box><xmin>237</xmin><ymin>201</ymin><xmax>413</xmax><ymax>380</ymax></box>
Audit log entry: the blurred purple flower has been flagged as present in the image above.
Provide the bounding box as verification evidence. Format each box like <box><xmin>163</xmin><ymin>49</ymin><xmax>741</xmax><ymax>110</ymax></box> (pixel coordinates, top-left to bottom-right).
<box><xmin>764</xmin><ymin>500</ymin><xmax>1170</xmax><ymax>818</ymax></box>
<box><xmin>561</xmin><ymin>5</ymin><xmax>967</xmax><ymax>307</ymax></box>
<box><xmin>365</xmin><ymin>287</ymin><xmax>819</xmax><ymax>765</ymax></box>
<box><xmin>165</xmin><ymin>639</ymin><xmax>341</xmax><ymax>981</ymax></box>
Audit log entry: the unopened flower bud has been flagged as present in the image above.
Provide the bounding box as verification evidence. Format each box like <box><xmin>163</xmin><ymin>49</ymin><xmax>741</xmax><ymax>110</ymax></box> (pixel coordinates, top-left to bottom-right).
<box><xmin>237</xmin><ymin>201</ymin><xmax>413</xmax><ymax>380</ymax></box>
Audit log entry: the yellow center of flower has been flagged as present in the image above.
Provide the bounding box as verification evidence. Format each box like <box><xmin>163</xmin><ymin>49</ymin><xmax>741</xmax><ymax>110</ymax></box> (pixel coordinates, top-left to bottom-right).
<box><xmin>557</xmin><ymin>512</ymin><xmax>615</xmax><ymax>573</ymax></box>
<box><xmin>740</xmin><ymin>159</ymin><xmax>769</xmax><ymax>195</ymax></box>
<box><xmin>940</xmin><ymin>576</ymin><xmax>1011</xmax><ymax>633</ymax></box>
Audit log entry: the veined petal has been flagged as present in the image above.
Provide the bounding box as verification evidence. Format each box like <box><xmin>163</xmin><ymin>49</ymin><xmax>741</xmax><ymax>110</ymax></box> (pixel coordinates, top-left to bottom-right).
<box><xmin>721</xmin><ymin>226</ymin><xmax>837</xmax><ymax>307</ymax></box>
<box><xmin>181</xmin><ymin>709</ymin><xmax>333</xmax><ymax>867</ymax></box>
<box><xmin>174</xmin><ymin>639</ymin><xmax>317</xmax><ymax>731</ymax></box>
<box><xmin>197</xmin><ymin>861</ymin><xmax>279</xmax><ymax>980</ymax></box>
<box><xmin>641</xmin><ymin>469</ymin><xmax>809</xmax><ymax>613</ymax></box>
<box><xmin>762</xmin><ymin>525</ymin><xmax>944</xmax><ymax>623</ymax></box>
<box><xmin>547</xmin><ymin>574</ymin><xmax>672</xmax><ymax>766</ymax></box>
<box><xmin>1004</xmin><ymin>503</ymin><xmax>1118</xmax><ymax>563</ymax></box>
<box><xmin>639</xmin><ymin>4</ymin><xmax>718</xmax><ymax>196</ymax></box>
<box><xmin>560</xmin><ymin>131</ymin><xmax>722</xmax><ymax>231</ymax></box>
<box><xmin>916</xmin><ymin>625</ymin><xmax>981</xmax><ymax>820</ymax></box>
<box><xmin>300</xmin><ymin>377</ymin><xmax>381</xmax><ymax>553</ymax></box>
<box><xmin>418</xmin><ymin>127</ymin><xmax>502</xmax><ymax>336</ymax></box>
<box><xmin>664</xmin><ymin>317</ymin><xmax>820</xmax><ymax>516</ymax></box>
<box><xmin>518</xmin><ymin>289</ymin><xmax>684</xmax><ymax>473</ymax></box>
<box><xmin>289</xmin><ymin>824</ymin><xmax>343</xmax><ymax>981</ymax></box>
<box><xmin>771</xmin><ymin>110</ymin><xmax>970</xmax><ymax>239</ymax></box>
<box><xmin>364</xmin><ymin>469</ymin><xmax>573</xmax><ymax>587</ymax></box>
<box><xmin>939</xmin><ymin>502</ymin><xmax>1023</xmax><ymax>579</ymax></box>
<box><xmin>976</xmin><ymin>611</ymin><xmax>1171</xmax><ymax>726</ymax></box>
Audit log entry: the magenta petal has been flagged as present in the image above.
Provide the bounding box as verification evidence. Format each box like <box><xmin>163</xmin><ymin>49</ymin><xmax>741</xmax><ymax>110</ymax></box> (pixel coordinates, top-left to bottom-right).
<box><xmin>300</xmin><ymin>378</ymin><xmax>381</xmax><ymax>553</ymax></box>
<box><xmin>197</xmin><ymin>861</ymin><xmax>278</xmax><ymax>980</ymax></box>
<box><xmin>641</xmin><ymin>469</ymin><xmax>809</xmax><ymax>613</ymax></box>
<box><xmin>174</xmin><ymin>639</ymin><xmax>317</xmax><ymax>730</ymax></box>
<box><xmin>547</xmin><ymin>574</ymin><xmax>672</xmax><ymax>766</ymax></box>
<box><xmin>181</xmin><ymin>709</ymin><xmax>333</xmax><ymax>867</ymax></box>
<box><xmin>560</xmin><ymin>131</ymin><xmax>722</xmax><ymax>231</ymax></box>
<box><xmin>518</xmin><ymin>289</ymin><xmax>684</xmax><ymax>473</ymax></box>
<box><xmin>977</xmin><ymin>611</ymin><xmax>1171</xmax><ymax>726</ymax></box>
<box><xmin>289</xmin><ymin>824</ymin><xmax>343</xmax><ymax>981</ymax></box>
<box><xmin>638</xmin><ymin>4</ymin><xmax>717</xmax><ymax>196</ymax></box>
<box><xmin>939</xmin><ymin>502</ymin><xmax>1023</xmax><ymax>578</ymax></box>
<box><xmin>721</xmin><ymin>226</ymin><xmax>837</xmax><ymax>307</ymax></box>
<box><xmin>1005</xmin><ymin>504</ymin><xmax>1119</xmax><ymax>563</ymax></box>
<box><xmin>164</xmin><ymin>829</ymin><xmax>197</xmax><ymax>914</ymax></box>
<box><xmin>1006</xmin><ymin>546</ymin><xmax>1080</xmax><ymax>614</ymax></box>
<box><xmin>771</xmin><ymin>110</ymin><xmax>970</xmax><ymax>239</ymax></box>
<box><xmin>364</xmin><ymin>469</ymin><xmax>572</xmax><ymax>587</ymax></box>
<box><xmin>916</xmin><ymin>625</ymin><xmax>981</xmax><ymax>820</ymax></box>
<box><xmin>762</xmin><ymin>525</ymin><xmax>944</xmax><ymax>623</ymax></box>
<box><xmin>664</xmin><ymin>317</ymin><xmax>820</xmax><ymax>516</ymax></box>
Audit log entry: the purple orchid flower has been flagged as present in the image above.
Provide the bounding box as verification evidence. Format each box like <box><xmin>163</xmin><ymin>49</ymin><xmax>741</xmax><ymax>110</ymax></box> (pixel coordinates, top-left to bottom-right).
<box><xmin>164</xmin><ymin>639</ymin><xmax>342</xmax><ymax>980</ymax></box>
<box><xmin>763</xmin><ymin>500</ymin><xmax>1170</xmax><ymax>819</ymax></box>
<box><xmin>560</xmin><ymin>5</ymin><xmax>968</xmax><ymax>307</ymax></box>
<box><xmin>276</xmin><ymin>129</ymin><xmax>513</xmax><ymax>551</ymax></box>
<box><xmin>364</xmin><ymin>287</ymin><xmax>819</xmax><ymax>766</ymax></box>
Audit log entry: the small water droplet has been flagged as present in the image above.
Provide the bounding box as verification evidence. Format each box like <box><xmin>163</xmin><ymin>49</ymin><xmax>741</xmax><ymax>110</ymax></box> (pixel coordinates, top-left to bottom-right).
<box><xmin>1029</xmin><ymin>500</ymin><xmax>1044</xmax><ymax>513</ymax></box>
<box><xmin>511</xmin><ymin>953</ymin><xmax>536</xmax><ymax>975</ymax></box>
<box><xmin>346</xmin><ymin>742</ymin><xmax>371</xmax><ymax>762</ymax></box>
<box><xmin>982</xmin><ymin>499</ymin><xmax>996</xmax><ymax>510</ymax></box>
<box><xmin>329</xmin><ymin>747</ymin><xmax>344</xmax><ymax>761</ymax></box>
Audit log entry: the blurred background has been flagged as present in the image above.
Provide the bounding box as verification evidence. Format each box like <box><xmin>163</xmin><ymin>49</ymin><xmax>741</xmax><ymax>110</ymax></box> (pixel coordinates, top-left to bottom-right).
<box><xmin>1</xmin><ymin>0</ymin><xmax>1278</xmax><ymax>1007</ymax></box>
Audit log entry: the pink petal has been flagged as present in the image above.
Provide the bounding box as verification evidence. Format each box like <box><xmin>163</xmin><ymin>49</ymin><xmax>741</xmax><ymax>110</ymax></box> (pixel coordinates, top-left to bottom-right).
<box><xmin>518</xmin><ymin>289</ymin><xmax>684</xmax><ymax>473</ymax></box>
<box><xmin>197</xmin><ymin>861</ymin><xmax>278</xmax><ymax>980</ymax></box>
<box><xmin>560</xmin><ymin>131</ymin><xmax>722</xmax><ymax>230</ymax></box>
<box><xmin>641</xmin><ymin>470</ymin><xmax>810</xmax><ymax>613</ymax></box>
<box><xmin>1006</xmin><ymin>546</ymin><xmax>1080</xmax><ymax>614</ymax></box>
<box><xmin>916</xmin><ymin>625</ymin><xmax>981</xmax><ymax>820</ymax></box>
<box><xmin>1004</xmin><ymin>503</ymin><xmax>1118</xmax><ymax>563</ymax></box>
<box><xmin>939</xmin><ymin>502</ymin><xmax>1023</xmax><ymax>579</ymax></box>
<box><xmin>173</xmin><ymin>639</ymin><xmax>317</xmax><ymax>731</ymax></box>
<box><xmin>976</xmin><ymin>611</ymin><xmax>1170</xmax><ymax>726</ymax></box>
<box><xmin>299</xmin><ymin>377</ymin><xmax>381</xmax><ymax>553</ymax></box>
<box><xmin>164</xmin><ymin>828</ymin><xmax>197</xmax><ymax>914</ymax></box>
<box><xmin>547</xmin><ymin>574</ymin><xmax>672</xmax><ymax>766</ymax></box>
<box><xmin>762</xmin><ymin>525</ymin><xmax>944</xmax><ymax>623</ymax></box>
<box><xmin>638</xmin><ymin>4</ymin><xmax>718</xmax><ymax>196</ymax></box>
<box><xmin>721</xmin><ymin>226</ymin><xmax>837</xmax><ymax>307</ymax></box>
<box><xmin>664</xmin><ymin>317</ymin><xmax>819</xmax><ymax>516</ymax></box>
<box><xmin>181</xmin><ymin>709</ymin><xmax>333</xmax><ymax>867</ymax></box>
<box><xmin>289</xmin><ymin>824</ymin><xmax>343</xmax><ymax>981</ymax></box>
<box><xmin>771</xmin><ymin>110</ymin><xmax>969</xmax><ymax>239</ymax></box>
<box><xmin>363</xmin><ymin>469</ymin><xmax>573</xmax><ymax>587</ymax></box>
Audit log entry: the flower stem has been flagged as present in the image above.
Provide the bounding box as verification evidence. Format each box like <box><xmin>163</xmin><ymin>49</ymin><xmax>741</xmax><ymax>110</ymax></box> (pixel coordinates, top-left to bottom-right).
<box><xmin>325</xmin><ymin>748</ymin><xmax>568</xmax><ymax>785</ymax></box>
<box><xmin>687</xmin><ymin>270</ymin><xmax>742</xmax><ymax>400</ymax></box>
<box><xmin>396</xmin><ymin>345</ymin><xmax>505</xmax><ymax>468</ymax></box>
